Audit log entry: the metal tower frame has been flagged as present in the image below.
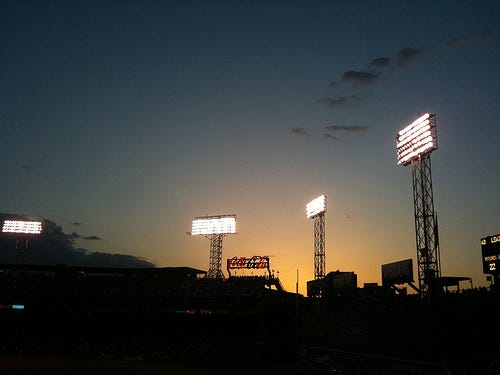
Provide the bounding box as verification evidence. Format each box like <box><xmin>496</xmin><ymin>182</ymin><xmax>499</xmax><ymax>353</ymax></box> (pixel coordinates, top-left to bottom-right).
<box><xmin>16</xmin><ymin>236</ymin><xmax>29</xmax><ymax>265</ymax></box>
<box><xmin>313</xmin><ymin>213</ymin><xmax>326</xmax><ymax>279</ymax></box>
<box><xmin>206</xmin><ymin>233</ymin><xmax>226</xmax><ymax>279</ymax></box>
<box><xmin>411</xmin><ymin>153</ymin><xmax>441</xmax><ymax>299</ymax></box>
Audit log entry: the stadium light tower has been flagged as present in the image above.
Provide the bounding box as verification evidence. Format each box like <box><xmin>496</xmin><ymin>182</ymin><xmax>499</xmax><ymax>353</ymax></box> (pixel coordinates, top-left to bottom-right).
<box><xmin>306</xmin><ymin>195</ymin><xmax>327</xmax><ymax>280</ymax></box>
<box><xmin>397</xmin><ymin>113</ymin><xmax>441</xmax><ymax>301</ymax></box>
<box><xmin>191</xmin><ymin>214</ymin><xmax>236</xmax><ymax>279</ymax></box>
<box><xmin>2</xmin><ymin>220</ymin><xmax>43</xmax><ymax>265</ymax></box>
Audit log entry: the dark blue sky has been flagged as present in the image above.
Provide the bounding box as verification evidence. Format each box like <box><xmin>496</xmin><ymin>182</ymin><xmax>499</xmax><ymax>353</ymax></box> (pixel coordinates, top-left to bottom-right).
<box><xmin>1</xmin><ymin>0</ymin><xmax>499</xmax><ymax>292</ymax></box>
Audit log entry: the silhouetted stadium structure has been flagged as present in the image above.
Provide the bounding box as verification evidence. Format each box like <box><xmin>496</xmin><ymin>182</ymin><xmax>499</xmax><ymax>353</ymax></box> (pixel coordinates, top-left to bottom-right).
<box><xmin>1</xmin><ymin>260</ymin><xmax>499</xmax><ymax>374</ymax></box>
<box><xmin>0</xmin><ymin>263</ymin><xmax>295</xmax><ymax>363</ymax></box>
<box><xmin>1</xmin><ymin>213</ymin><xmax>498</xmax><ymax>373</ymax></box>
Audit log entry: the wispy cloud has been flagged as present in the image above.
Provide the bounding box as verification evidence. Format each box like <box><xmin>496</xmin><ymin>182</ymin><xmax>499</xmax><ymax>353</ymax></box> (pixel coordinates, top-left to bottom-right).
<box><xmin>318</xmin><ymin>92</ymin><xmax>372</xmax><ymax>108</ymax></box>
<box><xmin>478</xmin><ymin>29</ymin><xmax>500</xmax><ymax>41</ymax></box>
<box><xmin>288</xmin><ymin>128</ymin><xmax>312</xmax><ymax>137</ymax></box>
<box><xmin>323</xmin><ymin>125</ymin><xmax>368</xmax><ymax>133</ymax></box>
<box><xmin>319</xmin><ymin>30</ymin><xmax>499</xmax><ymax>110</ymax></box>
<box><xmin>445</xmin><ymin>35</ymin><xmax>475</xmax><ymax>48</ymax></box>
<box><xmin>288</xmin><ymin>124</ymin><xmax>368</xmax><ymax>142</ymax></box>
<box><xmin>446</xmin><ymin>29</ymin><xmax>500</xmax><ymax>47</ymax></box>
<box><xmin>324</xmin><ymin>133</ymin><xmax>340</xmax><ymax>141</ymax></box>
<box><xmin>370</xmin><ymin>57</ymin><xmax>391</xmax><ymax>68</ymax></box>
<box><xmin>397</xmin><ymin>47</ymin><xmax>422</xmax><ymax>67</ymax></box>
<box><xmin>69</xmin><ymin>232</ymin><xmax>103</xmax><ymax>241</ymax></box>
<box><xmin>341</xmin><ymin>70</ymin><xmax>380</xmax><ymax>84</ymax></box>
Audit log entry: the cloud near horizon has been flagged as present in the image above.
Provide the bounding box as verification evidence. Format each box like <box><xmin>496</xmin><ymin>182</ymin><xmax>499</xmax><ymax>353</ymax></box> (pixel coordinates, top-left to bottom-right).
<box><xmin>0</xmin><ymin>213</ymin><xmax>154</xmax><ymax>268</ymax></box>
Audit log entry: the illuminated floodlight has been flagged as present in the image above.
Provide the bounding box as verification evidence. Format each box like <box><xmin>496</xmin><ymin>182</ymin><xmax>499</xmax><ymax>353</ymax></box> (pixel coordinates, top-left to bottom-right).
<box><xmin>191</xmin><ymin>215</ymin><xmax>237</xmax><ymax>235</ymax></box>
<box><xmin>396</xmin><ymin>113</ymin><xmax>437</xmax><ymax>166</ymax></box>
<box><xmin>306</xmin><ymin>195</ymin><xmax>327</xmax><ymax>219</ymax></box>
<box><xmin>2</xmin><ymin>220</ymin><xmax>42</xmax><ymax>234</ymax></box>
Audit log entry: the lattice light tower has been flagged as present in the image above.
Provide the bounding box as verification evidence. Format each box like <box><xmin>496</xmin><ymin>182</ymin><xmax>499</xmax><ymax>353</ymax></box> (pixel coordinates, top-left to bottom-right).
<box><xmin>306</xmin><ymin>195</ymin><xmax>327</xmax><ymax>280</ymax></box>
<box><xmin>2</xmin><ymin>219</ymin><xmax>43</xmax><ymax>264</ymax></box>
<box><xmin>397</xmin><ymin>113</ymin><xmax>441</xmax><ymax>300</ymax></box>
<box><xmin>191</xmin><ymin>214</ymin><xmax>236</xmax><ymax>279</ymax></box>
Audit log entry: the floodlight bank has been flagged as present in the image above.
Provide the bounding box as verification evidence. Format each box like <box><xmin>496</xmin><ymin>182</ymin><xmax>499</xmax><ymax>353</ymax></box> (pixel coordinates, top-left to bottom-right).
<box><xmin>396</xmin><ymin>113</ymin><xmax>437</xmax><ymax>166</ymax></box>
<box><xmin>306</xmin><ymin>195</ymin><xmax>327</xmax><ymax>219</ymax></box>
<box><xmin>191</xmin><ymin>215</ymin><xmax>237</xmax><ymax>235</ymax></box>
<box><xmin>2</xmin><ymin>220</ymin><xmax>42</xmax><ymax>234</ymax></box>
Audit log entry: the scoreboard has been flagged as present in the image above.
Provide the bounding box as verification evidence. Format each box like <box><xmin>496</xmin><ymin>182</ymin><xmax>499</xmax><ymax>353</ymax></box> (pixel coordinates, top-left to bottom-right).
<box><xmin>481</xmin><ymin>234</ymin><xmax>500</xmax><ymax>275</ymax></box>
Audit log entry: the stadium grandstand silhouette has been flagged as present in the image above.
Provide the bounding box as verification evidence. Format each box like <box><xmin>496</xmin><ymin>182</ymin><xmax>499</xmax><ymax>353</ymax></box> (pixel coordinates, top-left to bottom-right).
<box><xmin>0</xmin><ymin>261</ymin><xmax>498</xmax><ymax>374</ymax></box>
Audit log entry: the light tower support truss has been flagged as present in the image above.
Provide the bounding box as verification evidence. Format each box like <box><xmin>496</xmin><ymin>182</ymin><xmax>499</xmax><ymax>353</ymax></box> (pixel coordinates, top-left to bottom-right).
<box><xmin>313</xmin><ymin>213</ymin><xmax>326</xmax><ymax>280</ymax></box>
<box><xmin>206</xmin><ymin>233</ymin><xmax>225</xmax><ymax>279</ymax></box>
<box><xmin>16</xmin><ymin>237</ymin><xmax>30</xmax><ymax>265</ymax></box>
<box><xmin>412</xmin><ymin>153</ymin><xmax>441</xmax><ymax>297</ymax></box>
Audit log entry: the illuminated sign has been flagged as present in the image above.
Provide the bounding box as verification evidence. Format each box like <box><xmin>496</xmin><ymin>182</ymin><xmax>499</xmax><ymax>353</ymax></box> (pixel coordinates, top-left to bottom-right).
<box><xmin>306</xmin><ymin>195</ymin><xmax>327</xmax><ymax>219</ymax></box>
<box><xmin>191</xmin><ymin>215</ymin><xmax>236</xmax><ymax>235</ymax></box>
<box><xmin>397</xmin><ymin>113</ymin><xmax>437</xmax><ymax>166</ymax></box>
<box><xmin>2</xmin><ymin>220</ymin><xmax>42</xmax><ymax>234</ymax></box>
<box><xmin>381</xmin><ymin>259</ymin><xmax>414</xmax><ymax>286</ymax></box>
<box><xmin>481</xmin><ymin>234</ymin><xmax>500</xmax><ymax>275</ymax></box>
<box><xmin>227</xmin><ymin>256</ymin><xmax>270</xmax><ymax>270</ymax></box>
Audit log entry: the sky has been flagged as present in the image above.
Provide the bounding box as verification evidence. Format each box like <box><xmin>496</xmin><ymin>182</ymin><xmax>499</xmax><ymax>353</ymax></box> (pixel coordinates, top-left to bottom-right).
<box><xmin>1</xmin><ymin>0</ymin><xmax>499</xmax><ymax>294</ymax></box>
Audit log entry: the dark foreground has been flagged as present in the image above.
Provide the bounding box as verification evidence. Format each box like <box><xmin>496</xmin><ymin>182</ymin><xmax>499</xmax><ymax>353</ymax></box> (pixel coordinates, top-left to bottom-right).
<box><xmin>0</xmin><ymin>356</ymin><xmax>328</xmax><ymax>375</ymax></box>
<box><xmin>1</xmin><ymin>265</ymin><xmax>499</xmax><ymax>374</ymax></box>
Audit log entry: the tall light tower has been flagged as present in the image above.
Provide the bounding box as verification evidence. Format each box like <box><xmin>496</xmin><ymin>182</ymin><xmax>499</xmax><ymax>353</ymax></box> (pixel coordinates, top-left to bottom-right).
<box><xmin>306</xmin><ymin>195</ymin><xmax>327</xmax><ymax>279</ymax></box>
<box><xmin>397</xmin><ymin>113</ymin><xmax>441</xmax><ymax>301</ymax></box>
<box><xmin>2</xmin><ymin>219</ymin><xmax>43</xmax><ymax>264</ymax></box>
<box><xmin>191</xmin><ymin>214</ymin><xmax>236</xmax><ymax>279</ymax></box>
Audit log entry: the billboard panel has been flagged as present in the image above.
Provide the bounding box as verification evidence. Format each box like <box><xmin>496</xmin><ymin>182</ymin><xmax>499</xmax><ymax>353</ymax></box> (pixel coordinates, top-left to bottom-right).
<box><xmin>330</xmin><ymin>272</ymin><xmax>357</xmax><ymax>289</ymax></box>
<box><xmin>381</xmin><ymin>259</ymin><xmax>414</xmax><ymax>286</ymax></box>
<box><xmin>481</xmin><ymin>234</ymin><xmax>500</xmax><ymax>275</ymax></box>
